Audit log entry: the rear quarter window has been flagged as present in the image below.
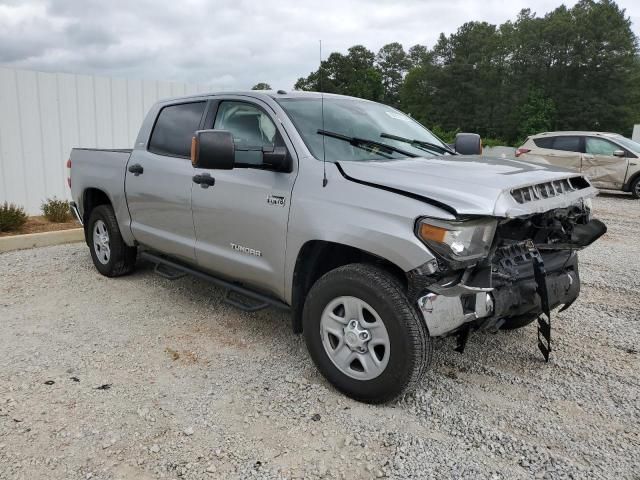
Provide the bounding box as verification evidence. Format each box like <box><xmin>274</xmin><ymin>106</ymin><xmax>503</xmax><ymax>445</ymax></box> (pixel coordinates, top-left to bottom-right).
<box><xmin>533</xmin><ymin>137</ymin><xmax>554</xmax><ymax>148</ymax></box>
<box><xmin>148</xmin><ymin>102</ymin><xmax>207</xmax><ymax>158</ymax></box>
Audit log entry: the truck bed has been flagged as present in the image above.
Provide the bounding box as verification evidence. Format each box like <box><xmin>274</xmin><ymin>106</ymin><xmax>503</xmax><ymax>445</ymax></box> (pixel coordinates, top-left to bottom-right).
<box><xmin>69</xmin><ymin>147</ymin><xmax>134</xmax><ymax>240</ymax></box>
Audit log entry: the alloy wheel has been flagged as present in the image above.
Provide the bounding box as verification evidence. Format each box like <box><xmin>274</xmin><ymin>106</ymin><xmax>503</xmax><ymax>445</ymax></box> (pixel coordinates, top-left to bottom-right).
<box><xmin>92</xmin><ymin>220</ymin><xmax>111</xmax><ymax>265</ymax></box>
<box><xmin>320</xmin><ymin>296</ymin><xmax>390</xmax><ymax>380</ymax></box>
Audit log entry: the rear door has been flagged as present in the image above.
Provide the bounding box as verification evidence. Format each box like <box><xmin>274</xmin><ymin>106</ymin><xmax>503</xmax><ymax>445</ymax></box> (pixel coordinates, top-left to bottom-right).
<box><xmin>582</xmin><ymin>136</ymin><xmax>629</xmax><ymax>189</ymax></box>
<box><xmin>191</xmin><ymin>98</ymin><xmax>296</xmax><ymax>298</ymax></box>
<box><xmin>125</xmin><ymin>101</ymin><xmax>207</xmax><ymax>262</ymax></box>
<box><xmin>544</xmin><ymin>136</ymin><xmax>583</xmax><ymax>171</ymax></box>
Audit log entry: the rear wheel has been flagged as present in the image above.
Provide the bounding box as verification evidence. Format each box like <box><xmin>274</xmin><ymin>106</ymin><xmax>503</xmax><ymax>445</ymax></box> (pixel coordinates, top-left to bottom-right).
<box><xmin>302</xmin><ymin>264</ymin><xmax>431</xmax><ymax>403</ymax></box>
<box><xmin>630</xmin><ymin>176</ymin><xmax>640</xmax><ymax>199</ymax></box>
<box><xmin>87</xmin><ymin>205</ymin><xmax>137</xmax><ymax>277</ymax></box>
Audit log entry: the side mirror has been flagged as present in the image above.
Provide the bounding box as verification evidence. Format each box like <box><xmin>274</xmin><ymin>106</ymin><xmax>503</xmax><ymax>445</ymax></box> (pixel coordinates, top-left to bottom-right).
<box><xmin>613</xmin><ymin>149</ymin><xmax>626</xmax><ymax>158</ymax></box>
<box><xmin>191</xmin><ymin>130</ymin><xmax>234</xmax><ymax>170</ymax></box>
<box><xmin>454</xmin><ymin>133</ymin><xmax>483</xmax><ymax>155</ymax></box>
<box><xmin>262</xmin><ymin>146</ymin><xmax>291</xmax><ymax>172</ymax></box>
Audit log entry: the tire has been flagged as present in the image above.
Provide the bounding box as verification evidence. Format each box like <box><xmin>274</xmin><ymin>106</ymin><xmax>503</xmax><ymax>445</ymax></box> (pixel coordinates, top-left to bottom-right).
<box><xmin>500</xmin><ymin>313</ymin><xmax>537</xmax><ymax>330</ymax></box>
<box><xmin>302</xmin><ymin>263</ymin><xmax>432</xmax><ymax>403</ymax></box>
<box><xmin>87</xmin><ymin>204</ymin><xmax>137</xmax><ymax>277</ymax></box>
<box><xmin>630</xmin><ymin>176</ymin><xmax>640</xmax><ymax>199</ymax></box>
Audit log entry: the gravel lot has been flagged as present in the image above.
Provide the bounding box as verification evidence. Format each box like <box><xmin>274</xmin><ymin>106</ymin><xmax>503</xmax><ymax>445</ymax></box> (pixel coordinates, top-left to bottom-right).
<box><xmin>1</xmin><ymin>193</ymin><xmax>639</xmax><ymax>480</ymax></box>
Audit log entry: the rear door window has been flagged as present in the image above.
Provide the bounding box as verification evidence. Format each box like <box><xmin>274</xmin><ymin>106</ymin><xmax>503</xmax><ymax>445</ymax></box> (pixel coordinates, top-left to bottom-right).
<box><xmin>552</xmin><ymin>136</ymin><xmax>582</xmax><ymax>153</ymax></box>
<box><xmin>148</xmin><ymin>102</ymin><xmax>207</xmax><ymax>158</ymax></box>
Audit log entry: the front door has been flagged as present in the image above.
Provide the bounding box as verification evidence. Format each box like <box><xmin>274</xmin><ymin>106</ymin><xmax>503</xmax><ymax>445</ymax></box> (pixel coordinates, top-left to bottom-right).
<box><xmin>125</xmin><ymin>101</ymin><xmax>207</xmax><ymax>262</ymax></box>
<box><xmin>191</xmin><ymin>99</ymin><xmax>296</xmax><ymax>298</ymax></box>
<box><xmin>582</xmin><ymin>137</ymin><xmax>629</xmax><ymax>189</ymax></box>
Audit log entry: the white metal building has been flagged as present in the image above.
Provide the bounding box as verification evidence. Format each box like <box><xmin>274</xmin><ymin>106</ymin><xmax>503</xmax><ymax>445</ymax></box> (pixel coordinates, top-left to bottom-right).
<box><xmin>0</xmin><ymin>66</ymin><xmax>210</xmax><ymax>214</ymax></box>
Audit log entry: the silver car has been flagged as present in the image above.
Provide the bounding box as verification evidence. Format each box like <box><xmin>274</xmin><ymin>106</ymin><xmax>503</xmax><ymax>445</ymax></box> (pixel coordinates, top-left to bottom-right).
<box><xmin>69</xmin><ymin>92</ymin><xmax>606</xmax><ymax>403</ymax></box>
<box><xmin>517</xmin><ymin>131</ymin><xmax>640</xmax><ymax>198</ymax></box>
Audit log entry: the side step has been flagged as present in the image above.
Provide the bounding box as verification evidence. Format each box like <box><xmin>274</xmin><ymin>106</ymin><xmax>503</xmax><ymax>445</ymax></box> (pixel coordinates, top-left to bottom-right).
<box><xmin>224</xmin><ymin>290</ymin><xmax>269</xmax><ymax>312</ymax></box>
<box><xmin>140</xmin><ymin>251</ymin><xmax>290</xmax><ymax>313</ymax></box>
<box><xmin>154</xmin><ymin>262</ymin><xmax>186</xmax><ymax>280</ymax></box>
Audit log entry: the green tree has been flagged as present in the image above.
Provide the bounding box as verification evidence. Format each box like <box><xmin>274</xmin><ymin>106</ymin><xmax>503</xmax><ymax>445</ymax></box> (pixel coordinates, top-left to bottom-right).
<box><xmin>517</xmin><ymin>88</ymin><xmax>557</xmax><ymax>138</ymax></box>
<box><xmin>294</xmin><ymin>1</ymin><xmax>640</xmax><ymax>143</ymax></box>
<box><xmin>294</xmin><ymin>45</ymin><xmax>383</xmax><ymax>100</ymax></box>
<box><xmin>399</xmin><ymin>0</ymin><xmax>640</xmax><ymax>143</ymax></box>
<box><xmin>407</xmin><ymin>44</ymin><xmax>431</xmax><ymax>68</ymax></box>
<box><xmin>251</xmin><ymin>82</ymin><xmax>272</xmax><ymax>90</ymax></box>
<box><xmin>376</xmin><ymin>42</ymin><xmax>410</xmax><ymax>106</ymax></box>
<box><xmin>401</xmin><ymin>22</ymin><xmax>510</xmax><ymax>139</ymax></box>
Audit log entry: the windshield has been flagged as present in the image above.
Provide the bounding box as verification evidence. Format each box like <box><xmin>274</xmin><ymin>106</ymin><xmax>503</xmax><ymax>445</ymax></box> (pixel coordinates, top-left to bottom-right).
<box><xmin>611</xmin><ymin>135</ymin><xmax>640</xmax><ymax>153</ymax></box>
<box><xmin>277</xmin><ymin>97</ymin><xmax>450</xmax><ymax>161</ymax></box>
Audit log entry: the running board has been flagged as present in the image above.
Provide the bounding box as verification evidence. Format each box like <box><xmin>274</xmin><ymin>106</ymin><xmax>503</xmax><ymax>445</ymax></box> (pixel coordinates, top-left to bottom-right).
<box><xmin>140</xmin><ymin>251</ymin><xmax>290</xmax><ymax>313</ymax></box>
<box><xmin>154</xmin><ymin>262</ymin><xmax>186</xmax><ymax>280</ymax></box>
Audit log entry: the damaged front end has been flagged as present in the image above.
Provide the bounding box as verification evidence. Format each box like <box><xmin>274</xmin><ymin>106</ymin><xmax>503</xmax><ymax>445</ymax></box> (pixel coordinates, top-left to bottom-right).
<box><xmin>410</xmin><ymin>193</ymin><xmax>606</xmax><ymax>358</ymax></box>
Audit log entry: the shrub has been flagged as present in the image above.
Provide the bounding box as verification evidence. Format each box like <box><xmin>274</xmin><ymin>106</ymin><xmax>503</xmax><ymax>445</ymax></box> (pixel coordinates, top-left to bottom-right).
<box><xmin>0</xmin><ymin>202</ymin><xmax>28</xmax><ymax>232</ymax></box>
<box><xmin>42</xmin><ymin>197</ymin><xmax>72</xmax><ymax>223</ymax></box>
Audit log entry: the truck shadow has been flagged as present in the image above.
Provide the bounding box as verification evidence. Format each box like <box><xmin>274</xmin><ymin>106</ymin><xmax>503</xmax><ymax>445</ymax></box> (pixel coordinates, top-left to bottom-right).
<box><xmin>132</xmin><ymin>257</ymin><xmax>541</xmax><ymax>396</ymax></box>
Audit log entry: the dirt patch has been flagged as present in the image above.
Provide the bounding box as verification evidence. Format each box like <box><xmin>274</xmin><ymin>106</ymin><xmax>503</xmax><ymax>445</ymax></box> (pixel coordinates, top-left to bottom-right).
<box><xmin>0</xmin><ymin>215</ymin><xmax>80</xmax><ymax>237</ymax></box>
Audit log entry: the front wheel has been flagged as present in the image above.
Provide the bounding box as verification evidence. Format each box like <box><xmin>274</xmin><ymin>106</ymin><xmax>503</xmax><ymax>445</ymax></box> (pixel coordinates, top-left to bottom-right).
<box><xmin>302</xmin><ymin>264</ymin><xmax>432</xmax><ymax>403</ymax></box>
<box><xmin>87</xmin><ymin>204</ymin><xmax>137</xmax><ymax>277</ymax></box>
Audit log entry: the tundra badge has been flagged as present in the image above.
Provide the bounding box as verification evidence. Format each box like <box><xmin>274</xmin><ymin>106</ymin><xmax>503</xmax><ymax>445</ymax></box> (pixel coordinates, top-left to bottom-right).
<box><xmin>267</xmin><ymin>195</ymin><xmax>286</xmax><ymax>207</ymax></box>
<box><xmin>230</xmin><ymin>243</ymin><xmax>262</xmax><ymax>257</ymax></box>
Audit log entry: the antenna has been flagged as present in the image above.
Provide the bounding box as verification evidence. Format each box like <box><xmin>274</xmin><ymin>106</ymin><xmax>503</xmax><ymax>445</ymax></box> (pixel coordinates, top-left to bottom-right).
<box><xmin>320</xmin><ymin>40</ymin><xmax>328</xmax><ymax>187</ymax></box>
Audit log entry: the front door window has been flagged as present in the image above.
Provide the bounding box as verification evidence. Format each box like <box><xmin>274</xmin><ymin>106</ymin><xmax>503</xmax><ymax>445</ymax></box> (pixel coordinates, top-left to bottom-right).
<box><xmin>585</xmin><ymin>137</ymin><xmax>618</xmax><ymax>156</ymax></box>
<box><xmin>214</xmin><ymin>101</ymin><xmax>279</xmax><ymax>166</ymax></box>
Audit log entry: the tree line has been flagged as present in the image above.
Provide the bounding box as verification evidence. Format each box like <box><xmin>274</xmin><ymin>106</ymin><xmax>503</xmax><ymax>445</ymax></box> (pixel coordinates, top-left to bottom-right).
<box><xmin>265</xmin><ymin>0</ymin><xmax>640</xmax><ymax>145</ymax></box>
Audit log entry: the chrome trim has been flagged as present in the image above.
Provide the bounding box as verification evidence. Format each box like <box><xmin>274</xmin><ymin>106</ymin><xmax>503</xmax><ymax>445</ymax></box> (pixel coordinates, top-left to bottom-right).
<box><xmin>428</xmin><ymin>268</ymin><xmax>493</xmax><ymax>297</ymax></box>
<box><xmin>417</xmin><ymin>291</ymin><xmax>494</xmax><ymax>337</ymax></box>
<box><xmin>511</xmin><ymin>176</ymin><xmax>588</xmax><ymax>204</ymax></box>
<box><xmin>70</xmin><ymin>201</ymin><xmax>83</xmax><ymax>225</ymax></box>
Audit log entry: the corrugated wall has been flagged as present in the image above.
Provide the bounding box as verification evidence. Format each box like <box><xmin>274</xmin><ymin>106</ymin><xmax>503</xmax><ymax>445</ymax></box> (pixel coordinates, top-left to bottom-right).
<box><xmin>0</xmin><ymin>67</ymin><xmax>210</xmax><ymax>214</ymax></box>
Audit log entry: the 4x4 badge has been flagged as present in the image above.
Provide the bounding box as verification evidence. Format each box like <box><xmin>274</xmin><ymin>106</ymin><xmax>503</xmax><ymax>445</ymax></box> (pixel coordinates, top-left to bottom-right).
<box><xmin>267</xmin><ymin>195</ymin><xmax>286</xmax><ymax>207</ymax></box>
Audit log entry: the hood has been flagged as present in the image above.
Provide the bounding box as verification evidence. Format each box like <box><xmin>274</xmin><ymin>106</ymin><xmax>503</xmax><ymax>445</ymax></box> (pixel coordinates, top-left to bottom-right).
<box><xmin>337</xmin><ymin>155</ymin><xmax>598</xmax><ymax>218</ymax></box>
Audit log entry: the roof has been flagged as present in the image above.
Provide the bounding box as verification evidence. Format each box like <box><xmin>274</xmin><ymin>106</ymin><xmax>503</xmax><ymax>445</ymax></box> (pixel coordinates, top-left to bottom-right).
<box><xmin>532</xmin><ymin>131</ymin><xmax>622</xmax><ymax>138</ymax></box>
<box><xmin>156</xmin><ymin>90</ymin><xmax>376</xmax><ymax>104</ymax></box>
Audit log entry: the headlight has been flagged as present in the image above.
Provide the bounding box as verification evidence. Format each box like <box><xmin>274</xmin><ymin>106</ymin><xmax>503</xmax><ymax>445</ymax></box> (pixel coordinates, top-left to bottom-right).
<box><xmin>416</xmin><ymin>217</ymin><xmax>497</xmax><ymax>264</ymax></box>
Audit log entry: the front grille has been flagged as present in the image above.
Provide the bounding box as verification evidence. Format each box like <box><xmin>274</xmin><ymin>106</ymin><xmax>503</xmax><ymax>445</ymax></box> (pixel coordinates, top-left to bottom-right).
<box><xmin>511</xmin><ymin>176</ymin><xmax>589</xmax><ymax>204</ymax></box>
<box><xmin>494</xmin><ymin>241</ymin><xmax>541</xmax><ymax>269</ymax></box>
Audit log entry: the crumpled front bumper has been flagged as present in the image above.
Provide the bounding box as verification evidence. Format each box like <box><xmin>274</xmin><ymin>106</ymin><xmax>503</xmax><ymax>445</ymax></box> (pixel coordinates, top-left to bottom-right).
<box><xmin>416</xmin><ymin>252</ymin><xmax>580</xmax><ymax>337</ymax></box>
<box><xmin>417</xmin><ymin>291</ymin><xmax>494</xmax><ymax>337</ymax></box>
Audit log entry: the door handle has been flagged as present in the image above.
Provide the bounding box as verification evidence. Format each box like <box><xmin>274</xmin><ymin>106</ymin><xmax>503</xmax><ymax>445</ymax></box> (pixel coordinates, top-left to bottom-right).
<box><xmin>128</xmin><ymin>163</ymin><xmax>144</xmax><ymax>176</ymax></box>
<box><xmin>193</xmin><ymin>173</ymin><xmax>215</xmax><ymax>188</ymax></box>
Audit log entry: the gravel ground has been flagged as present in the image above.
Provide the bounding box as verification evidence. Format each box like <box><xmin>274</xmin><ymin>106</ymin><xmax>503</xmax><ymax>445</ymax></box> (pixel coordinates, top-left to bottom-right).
<box><xmin>1</xmin><ymin>193</ymin><xmax>639</xmax><ymax>480</ymax></box>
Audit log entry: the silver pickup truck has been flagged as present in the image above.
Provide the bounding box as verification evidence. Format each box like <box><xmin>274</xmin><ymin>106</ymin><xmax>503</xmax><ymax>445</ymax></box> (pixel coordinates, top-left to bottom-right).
<box><xmin>69</xmin><ymin>91</ymin><xmax>606</xmax><ymax>403</ymax></box>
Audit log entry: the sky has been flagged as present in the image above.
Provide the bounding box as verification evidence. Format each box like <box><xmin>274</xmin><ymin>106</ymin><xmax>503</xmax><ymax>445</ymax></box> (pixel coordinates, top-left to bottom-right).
<box><xmin>0</xmin><ymin>0</ymin><xmax>638</xmax><ymax>90</ymax></box>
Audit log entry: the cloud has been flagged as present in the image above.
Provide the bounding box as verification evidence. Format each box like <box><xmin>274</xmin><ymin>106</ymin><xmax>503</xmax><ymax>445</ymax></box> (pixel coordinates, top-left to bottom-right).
<box><xmin>0</xmin><ymin>0</ymin><xmax>638</xmax><ymax>90</ymax></box>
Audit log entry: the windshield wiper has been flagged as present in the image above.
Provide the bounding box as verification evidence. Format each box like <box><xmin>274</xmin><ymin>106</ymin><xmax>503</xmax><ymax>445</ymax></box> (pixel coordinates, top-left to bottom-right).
<box><xmin>317</xmin><ymin>129</ymin><xmax>418</xmax><ymax>158</ymax></box>
<box><xmin>380</xmin><ymin>132</ymin><xmax>456</xmax><ymax>155</ymax></box>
